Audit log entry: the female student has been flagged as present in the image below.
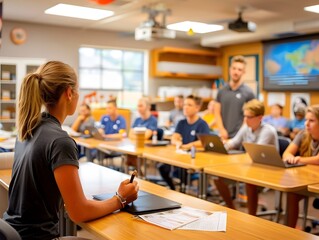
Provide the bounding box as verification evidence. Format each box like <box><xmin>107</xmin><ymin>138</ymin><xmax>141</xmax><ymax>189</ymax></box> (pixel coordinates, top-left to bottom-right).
<box><xmin>71</xmin><ymin>103</ymin><xmax>95</xmax><ymax>133</ymax></box>
<box><xmin>283</xmin><ymin>104</ymin><xmax>319</xmax><ymax>228</ymax></box>
<box><xmin>3</xmin><ymin>61</ymin><xmax>139</xmax><ymax>240</ymax></box>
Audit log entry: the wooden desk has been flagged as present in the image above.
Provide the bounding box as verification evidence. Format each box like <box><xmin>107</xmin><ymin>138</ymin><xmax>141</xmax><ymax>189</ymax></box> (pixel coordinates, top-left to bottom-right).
<box><xmin>0</xmin><ymin>168</ymin><xmax>10</xmax><ymax>190</ymax></box>
<box><xmin>97</xmin><ymin>138</ymin><xmax>145</xmax><ymax>175</ymax></box>
<box><xmin>73</xmin><ymin>137</ymin><xmax>104</xmax><ymax>161</ymax></box>
<box><xmin>308</xmin><ymin>183</ymin><xmax>319</xmax><ymax>194</ymax></box>
<box><xmin>0</xmin><ymin>169</ymin><xmax>11</xmax><ymax>216</ymax></box>
<box><xmin>78</xmin><ymin>162</ymin><xmax>319</xmax><ymax>240</ymax></box>
<box><xmin>142</xmin><ymin>146</ymin><xmax>249</xmax><ymax>198</ymax></box>
<box><xmin>204</xmin><ymin>163</ymin><xmax>319</xmax><ymax>226</ymax></box>
<box><xmin>98</xmin><ymin>138</ymin><xmax>143</xmax><ymax>157</ymax></box>
<box><xmin>0</xmin><ymin>137</ymin><xmax>16</xmax><ymax>151</ymax></box>
<box><xmin>1</xmin><ymin>164</ymin><xmax>319</xmax><ymax>239</ymax></box>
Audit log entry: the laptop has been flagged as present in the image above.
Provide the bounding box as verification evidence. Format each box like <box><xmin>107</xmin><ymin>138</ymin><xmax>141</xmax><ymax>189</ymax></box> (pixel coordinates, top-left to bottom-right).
<box><xmin>93</xmin><ymin>190</ymin><xmax>181</xmax><ymax>215</ymax></box>
<box><xmin>83</xmin><ymin>126</ymin><xmax>117</xmax><ymax>141</ymax></box>
<box><xmin>197</xmin><ymin>133</ymin><xmax>245</xmax><ymax>155</ymax></box>
<box><xmin>243</xmin><ymin>142</ymin><xmax>306</xmax><ymax>168</ymax></box>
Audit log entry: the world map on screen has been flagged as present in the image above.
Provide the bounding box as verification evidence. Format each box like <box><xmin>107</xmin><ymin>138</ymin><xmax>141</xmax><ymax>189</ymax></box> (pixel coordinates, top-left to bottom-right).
<box><xmin>264</xmin><ymin>40</ymin><xmax>319</xmax><ymax>76</ymax></box>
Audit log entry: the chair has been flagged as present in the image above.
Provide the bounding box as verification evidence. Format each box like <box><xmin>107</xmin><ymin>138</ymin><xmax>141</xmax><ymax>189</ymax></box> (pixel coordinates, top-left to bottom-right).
<box><xmin>0</xmin><ymin>218</ymin><xmax>21</xmax><ymax>240</ymax></box>
<box><xmin>156</xmin><ymin>128</ymin><xmax>164</xmax><ymax>140</ymax></box>
<box><xmin>278</xmin><ymin>136</ymin><xmax>291</xmax><ymax>157</ymax></box>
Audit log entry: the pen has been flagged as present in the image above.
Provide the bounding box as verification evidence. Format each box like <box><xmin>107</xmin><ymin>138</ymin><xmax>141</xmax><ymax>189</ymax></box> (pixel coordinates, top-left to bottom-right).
<box><xmin>130</xmin><ymin>170</ymin><xmax>137</xmax><ymax>183</ymax></box>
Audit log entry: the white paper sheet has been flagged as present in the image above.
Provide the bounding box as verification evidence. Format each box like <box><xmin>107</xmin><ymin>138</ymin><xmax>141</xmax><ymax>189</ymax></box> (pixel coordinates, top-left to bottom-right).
<box><xmin>138</xmin><ymin>206</ymin><xmax>227</xmax><ymax>232</ymax></box>
<box><xmin>179</xmin><ymin>211</ymin><xmax>227</xmax><ymax>232</ymax></box>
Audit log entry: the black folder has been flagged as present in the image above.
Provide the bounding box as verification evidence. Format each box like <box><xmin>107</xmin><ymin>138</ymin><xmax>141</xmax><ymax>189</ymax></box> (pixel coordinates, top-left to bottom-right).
<box><xmin>93</xmin><ymin>190</ymin><xmax>181</xmax><ymax>215</ymax></box>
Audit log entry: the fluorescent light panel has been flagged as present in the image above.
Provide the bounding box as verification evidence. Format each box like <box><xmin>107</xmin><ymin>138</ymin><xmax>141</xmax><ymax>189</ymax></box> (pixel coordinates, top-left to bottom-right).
<box><xmin>304</xmin><ymin>4</ymin><xmax>319</xmax><ymax>14</ymax></box>
<box><xmin>167</xmin><ymin>21</ymin><xmax>224</xmax><ymax>34</ymax></box>
<box><xmin>45</xmin><ymin>4</ymin><xmax>114</xmax><ymax>20</ymax></box>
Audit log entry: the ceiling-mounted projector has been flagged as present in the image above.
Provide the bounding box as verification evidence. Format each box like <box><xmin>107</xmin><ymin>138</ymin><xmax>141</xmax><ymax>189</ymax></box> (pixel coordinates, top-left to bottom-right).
<box><xmin>228</xmin><ymin>11</ymin><xmax>256</xmax><ymax>32</ymax></box>
<box><xmin>135</xmin><ymin>26</ymin><xmax>176</xmax><ymax>41</ymax></box>
<box><xmin>135</xmin><ymin>4</ymin><xmax>176</xmax><ymax>41</ymax></box>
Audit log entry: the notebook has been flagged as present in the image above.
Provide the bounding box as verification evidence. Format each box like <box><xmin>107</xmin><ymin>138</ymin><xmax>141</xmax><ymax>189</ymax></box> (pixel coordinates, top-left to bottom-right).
<box><xmin>243</xmin><ymin>142</ymin><xmax>306</xmax><ymax>168</ymax></box>
<box><xmin>93</xmin><ymin>190</ymin><xmax>181</xmax><ymax>215</ymax></box>
<box><xmin>197</xmin><ymin>133</ymin><xmax>245</xmax><ymax>155</ymax></box>
<box><xmin>145</xmin><ymin>140</ymin><xmax>170</xmax><ymax>147</ymax></box>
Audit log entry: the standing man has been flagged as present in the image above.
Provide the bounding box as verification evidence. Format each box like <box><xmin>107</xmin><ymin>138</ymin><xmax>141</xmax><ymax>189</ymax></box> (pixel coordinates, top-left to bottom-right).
<box><xmin>159</xmin><ymin>95</ymin><xmax>210</xmax><ymax>190</ymax></box>
<box><xmin>165</xmin><ymin>95</ymin><xmax>185</xmax><ymax>130</ymax></box>
<box><xmin>99</xmin><ymin>99</ymin><xmax>127</xmax><ymax>139</ymax></box>
<box><xmin>214</xmin><ymin>55</ymin><xmax>255</xmax><ymax>140</ymax></box>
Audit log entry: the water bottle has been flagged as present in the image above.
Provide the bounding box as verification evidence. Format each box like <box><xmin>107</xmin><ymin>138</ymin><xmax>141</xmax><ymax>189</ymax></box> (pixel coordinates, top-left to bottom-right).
<box><xmin>152</xmin><ymin>130</ymin><xmax>157</xmax><ymax>144</ymax></box>
<box><xmin>191</xmin><ymin>145</ymin><xmax>196</xmax><ymax>159</ymax></box>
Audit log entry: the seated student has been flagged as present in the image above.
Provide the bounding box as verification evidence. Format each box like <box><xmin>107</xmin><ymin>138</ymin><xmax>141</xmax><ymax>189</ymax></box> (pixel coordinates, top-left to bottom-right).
<box><xmin>263</xmin><ymin>103</ymin><xmax>290</xmax><ymax>137</ymax></box>
<box><xmin>127</xmin><ymin>97</ymin><xmax>158</xmax><ymax>170</ymax></box>
<box><xmin>71</xmin><ymin>103</ymin><xmax>95</xmax><ymax>133</ymax></box>
<box><xmin>213</xmin><ymin>99</ymin><xmax>278</xmax><ymax>213</ymax></box>
<box><xmin>283</xmin><ymin>105</ymin><xmax>319</xmax><ymax>228</ymax></box>
<box><xmin>158</xmin><ymin>95</ymin><xmax>210</xmax><ymax>190</ymax></box>
<box><xmin>129</xmin><ymin>97</ymin><xmax>158</xmax><ymax>140</ymax></box>
<box><xmin>165</xmin><ymin>95</ymin><xmax>185</xmax><ymax>130</ymax></box>
<box><xmin>3</xmin><ymin>61</ymin><xmax>139</xmax><ymax>240</ymax></box>
<box><xmin>289</xmin><ymin>106</ymin><xmax>306</xmax><ymax>140</ymax></box>
<box><xmin>98</xmin><ymin>99</ymin><xmax>126</xmax><ymax>139</ymax></box>
<box><xmin>200</xmin><ymin>99</ymin><xmax>218</xmax><ymax>134</ymax></box>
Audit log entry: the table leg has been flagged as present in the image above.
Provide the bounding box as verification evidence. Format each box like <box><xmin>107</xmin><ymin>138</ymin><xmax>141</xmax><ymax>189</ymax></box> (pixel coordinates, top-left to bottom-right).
<box><xmin>200</xmin><ymin>172</ymin><xmax>206</xmax><ymax>199</ymax></box>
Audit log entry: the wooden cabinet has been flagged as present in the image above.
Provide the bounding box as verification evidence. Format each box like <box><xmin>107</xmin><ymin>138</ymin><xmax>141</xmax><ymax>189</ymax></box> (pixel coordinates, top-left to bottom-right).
<box><xmin>150</xmin><ymin>47</ymin><xmax>221</xmax><ymax>80</ymax></box>
<box><xmin>0</xmin><ymin>58</ymin><xmax>45</xmax><ymax>131</ymax></box>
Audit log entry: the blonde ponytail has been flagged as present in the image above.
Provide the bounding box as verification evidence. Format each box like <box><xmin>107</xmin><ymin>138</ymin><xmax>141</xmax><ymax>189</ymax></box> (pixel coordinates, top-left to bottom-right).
<box><xmin>18</xmin><ymin>73</ymin><xmax>43</xmax><ymax>141</ymax></box>
<box><xmin>18</xmin><ymin>61</ymin><xmax>77</xmax><ymax>141</ymax></box>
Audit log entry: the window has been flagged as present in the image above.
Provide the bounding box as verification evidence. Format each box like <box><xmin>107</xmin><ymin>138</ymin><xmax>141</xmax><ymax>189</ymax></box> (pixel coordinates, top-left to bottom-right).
<box><xmin>79</xmin><ymin>47</ymin><xmax>147</xmax><ymax>108</ymax></box>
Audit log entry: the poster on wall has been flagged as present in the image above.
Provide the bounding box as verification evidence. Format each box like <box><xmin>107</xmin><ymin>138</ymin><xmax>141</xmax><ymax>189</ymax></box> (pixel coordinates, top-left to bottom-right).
<box><xmin>267</xmin><ymin>92</ymin><xmax>286</xmax><ymax>107</ymax></box>
<box><xmin>290</xmin><ymin>93</ymin><xmax>310</xmax><ymax>119</ymax></box>
<box><xmin>0</xmin><ymin>1</ymin><xmax>2</xmax><ymax>48</ymax></box>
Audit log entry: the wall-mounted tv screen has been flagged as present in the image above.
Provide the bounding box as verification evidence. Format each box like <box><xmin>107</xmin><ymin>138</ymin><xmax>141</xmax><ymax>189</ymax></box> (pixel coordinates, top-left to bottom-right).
<box><xmin>263</xmin><ymin>36</ymin><xmax>319</xmax><ymax>91</ymax></box>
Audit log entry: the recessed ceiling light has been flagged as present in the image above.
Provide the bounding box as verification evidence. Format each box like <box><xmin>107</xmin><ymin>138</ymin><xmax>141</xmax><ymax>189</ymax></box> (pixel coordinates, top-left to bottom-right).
<box><xmin>45</xmin><ymin>4</ymin><xmax>114</xmax><ymax>20</ymax></box>
<box><xmin>304</xmin><ymin>4</ymin><xmax>319</xmax><ymax>14</ymax></box>
<box><xmin>167</xmin><ymin>21</ymin><xmax>224</xmax><ymax>34</ymax></box>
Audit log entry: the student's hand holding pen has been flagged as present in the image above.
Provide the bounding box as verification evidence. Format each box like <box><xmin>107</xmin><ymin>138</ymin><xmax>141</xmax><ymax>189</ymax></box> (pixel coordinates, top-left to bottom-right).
<box><xmin>116</xmin><ymin>170</ymin><xmax>139</xmax><ymax>208</ymax></box>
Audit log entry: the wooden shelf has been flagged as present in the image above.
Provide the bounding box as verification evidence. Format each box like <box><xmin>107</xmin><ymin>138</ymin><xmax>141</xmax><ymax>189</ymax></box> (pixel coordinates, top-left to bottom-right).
<box><xmin>0</xmin><ymin>80</ymin><xmax>16</xmax><ymax>84</ymax></box>
<box><xmin>151</xmin><ymin>47</ymin><xmax>221</xmax><ymax>80</ymax></box>
<box><xmin>0</xmin><ymin>100</ymin><xmax>15</xmax><ymax>103</ymax></box>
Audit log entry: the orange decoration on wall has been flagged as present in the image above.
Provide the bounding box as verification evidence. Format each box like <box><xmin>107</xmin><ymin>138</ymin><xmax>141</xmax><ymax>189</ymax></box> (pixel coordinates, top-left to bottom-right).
<box><xmin>93</xmin><ymin>0</ymin><xmax>114</xmax><ymax>4</ymax></box>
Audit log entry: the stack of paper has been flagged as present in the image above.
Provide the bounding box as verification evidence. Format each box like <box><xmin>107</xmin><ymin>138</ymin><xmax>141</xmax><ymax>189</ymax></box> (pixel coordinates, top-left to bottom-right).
<box><xmin>138</xmin><ymin>206</ymin><xmax>227</xmax><ymax>231</ymax></box>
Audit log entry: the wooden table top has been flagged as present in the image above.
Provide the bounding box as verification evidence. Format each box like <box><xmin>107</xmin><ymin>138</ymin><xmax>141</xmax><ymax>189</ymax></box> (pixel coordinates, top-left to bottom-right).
<box><xmin>97</xmin><ymin>138</ymin><xmax>145</xmax><ymax>156</ymax></box>
<box><xmin>1</xmin><ymin>163</ymin><xmax>319</xmax><ymax>239</ymax></box>
<box><xmin>78</xmin><ymin>162</ymin><xmax>319</xmax><ymax>240</ymax></box>
<box><xmin>204</xmin><ymin>163</ymin><xmax>319</xmax><ymax>192</ymax></box>
<box><xmin>142</xmin><ymin>145</ymin><xmax>249</xmax><ymax>170</ymax></box>
<box><xmin>73</xmin><ymin>137</ymin><xmax>104</xmax><ymax>149</ymax></box>
<box><xmin>308</xmin><ymin>183</ymin><xmax>319</xmax><ymax>194</ymax></box>
<box><xmin>0</xmin><ymin>169</ymin><xmax>10</xmax><ymax>190</ymax></box>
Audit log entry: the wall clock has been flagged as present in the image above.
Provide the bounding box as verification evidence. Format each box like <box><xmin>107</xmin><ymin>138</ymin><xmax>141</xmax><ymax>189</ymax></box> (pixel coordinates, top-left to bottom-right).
<box><xmin>10</xmin><ymin>27</ymin><xmax>27</xmax><ymax>45</ymax></box>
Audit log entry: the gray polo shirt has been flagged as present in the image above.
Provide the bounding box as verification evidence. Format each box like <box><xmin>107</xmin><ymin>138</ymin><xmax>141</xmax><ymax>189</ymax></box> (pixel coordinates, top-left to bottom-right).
<box><xmin>216</xmin><ymin>84</ymin><xmax>255</xmax><ymax>138</ymax></box>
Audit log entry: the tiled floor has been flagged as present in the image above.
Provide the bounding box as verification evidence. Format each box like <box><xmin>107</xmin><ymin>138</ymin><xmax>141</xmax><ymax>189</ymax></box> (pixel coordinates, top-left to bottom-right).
<box><xmin>76</xmin><ymin>159</ymin><xmax>319</xmax><ymax>239</ymax></box>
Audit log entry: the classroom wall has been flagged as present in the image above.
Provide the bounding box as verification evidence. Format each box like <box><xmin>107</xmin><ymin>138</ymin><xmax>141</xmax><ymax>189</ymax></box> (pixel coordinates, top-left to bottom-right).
<box><xmin>0</xmin><ymin>20</ymin><xmax>213</xmax><ymax>124</ymax></box>
<box><xmin>220</xmin><ymin>41</ymin><xmax>319</xmax><ymax>118</ymax></box>
<box><xmin>1</xmin><ymin>20</ymin><xmax>212</xmax><ymax>96</ymax></box>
